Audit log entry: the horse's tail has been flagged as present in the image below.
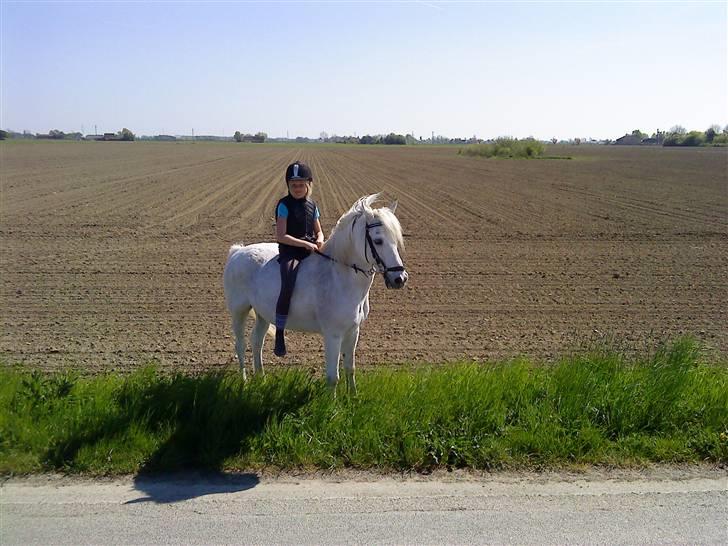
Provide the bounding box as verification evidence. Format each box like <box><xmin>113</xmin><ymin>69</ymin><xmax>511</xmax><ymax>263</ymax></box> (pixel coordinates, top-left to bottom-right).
<box><xmin>250</xmin><ymin>309</ymin><xmax>276</xmax><ymax>336</ymax></box>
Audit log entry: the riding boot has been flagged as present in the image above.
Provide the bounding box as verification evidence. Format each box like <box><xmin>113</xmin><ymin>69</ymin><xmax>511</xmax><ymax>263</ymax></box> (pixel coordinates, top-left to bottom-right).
<box><xmin>274</xmin><ymin>314</ymin><xmax>288</xmax><ymax>357</ymax></box>
<box><xmin>274</xmin><ymin>329</ymin><xmax>287</xmax><ymax>357</ymax></box>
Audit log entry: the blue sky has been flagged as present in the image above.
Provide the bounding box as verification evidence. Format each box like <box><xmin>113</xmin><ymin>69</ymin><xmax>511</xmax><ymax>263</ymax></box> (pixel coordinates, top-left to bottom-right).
<box><xmin>2</xmin><ymin>1</ymin><xmax>726</xmax><ymax>139</ymax></box>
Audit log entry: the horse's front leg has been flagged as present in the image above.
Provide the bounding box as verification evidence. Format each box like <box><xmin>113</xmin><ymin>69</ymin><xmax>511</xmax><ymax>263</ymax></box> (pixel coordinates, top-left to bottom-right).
<box><xmin>342</xmin><ymin>325</ymin><xmax>360</xmax><ymax>395</ymax></box>
<box><xmin>323</xmin><ymin>332</ymin><xmax>343</xmax><ymax>390</ymax></box>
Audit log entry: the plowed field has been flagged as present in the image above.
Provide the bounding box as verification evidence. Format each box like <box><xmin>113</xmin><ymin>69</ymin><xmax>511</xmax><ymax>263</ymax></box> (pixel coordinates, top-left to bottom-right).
<box><xmin>2</xmin><ymin>141</ymin><xmax>726</xmax><ymax>372</ymax></box>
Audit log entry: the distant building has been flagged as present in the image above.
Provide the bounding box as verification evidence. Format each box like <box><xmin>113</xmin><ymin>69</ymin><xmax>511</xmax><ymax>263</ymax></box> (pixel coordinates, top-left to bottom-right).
<box><xmin>614</xmin><ymin>134</ymin><xmax>642</xmax><ymax>145</ymax></box>
<box><xmin>84</xmin><ymin>134</ymin><xmax>103</xmax><ymax>141</ymax></box>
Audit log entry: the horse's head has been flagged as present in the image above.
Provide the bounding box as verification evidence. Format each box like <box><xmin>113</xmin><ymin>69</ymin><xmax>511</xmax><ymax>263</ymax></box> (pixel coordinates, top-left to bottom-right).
<box><xmin>351</xmin><ymin>195</ymin><xmax>408</xmax><ymax>289</ymax></box>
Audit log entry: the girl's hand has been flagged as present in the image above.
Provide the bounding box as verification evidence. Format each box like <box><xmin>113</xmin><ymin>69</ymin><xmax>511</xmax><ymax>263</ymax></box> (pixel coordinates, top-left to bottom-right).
<box><xmin>306</xmin><ymin>241</ymin><xmax>319</xmax><ymax>252</ymax></box>
<box><xmin>316</xmin><ymin>240</ymin><xmax>324</xmax><ymax>251</ymax></box>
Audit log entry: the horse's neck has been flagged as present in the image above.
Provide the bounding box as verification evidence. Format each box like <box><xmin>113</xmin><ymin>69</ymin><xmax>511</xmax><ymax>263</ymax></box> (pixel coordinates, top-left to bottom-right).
<box><xmin>330</xmin><ymin>252</ymin><xmax>374</xmax><ymax>300</ymax></box>
<box><xmin>324</xmin><ymin>232</ymin><xmax>374</xmax><ymax>300</ymax></box>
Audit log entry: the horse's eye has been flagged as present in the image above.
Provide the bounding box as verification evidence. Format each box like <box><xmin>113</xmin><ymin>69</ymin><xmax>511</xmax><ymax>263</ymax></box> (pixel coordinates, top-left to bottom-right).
<box><xmin>374</xmin><ymin>239</ymin><xmax>384</xmax><ymax>245</ymax></box>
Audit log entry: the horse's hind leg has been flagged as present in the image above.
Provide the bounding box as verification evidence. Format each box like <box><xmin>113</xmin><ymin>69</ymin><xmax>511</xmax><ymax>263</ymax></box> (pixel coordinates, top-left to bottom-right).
<box><xmin>250</xmin><ymin>313</ymin><xmax>271</xmax><ymax>375</ymax></box>
<box><xmin>231</xmin><ymin>305</ymin><xmax>251</xmax><ymax>378</ymax></box>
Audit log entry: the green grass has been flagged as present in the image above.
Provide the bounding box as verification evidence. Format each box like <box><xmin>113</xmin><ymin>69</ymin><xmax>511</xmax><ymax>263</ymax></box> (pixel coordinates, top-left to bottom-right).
<box><xmin>1</xmin><ymin>338</ymin><xmax>726</xmax><ymax>475</ymax></box>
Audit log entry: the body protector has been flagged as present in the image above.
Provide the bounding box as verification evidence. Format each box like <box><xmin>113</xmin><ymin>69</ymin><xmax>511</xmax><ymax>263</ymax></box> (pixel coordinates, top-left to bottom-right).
<box><xmin>276</xmin><ymin>194</ymin><xmax>318</xmax><ymax>258</ymax></box>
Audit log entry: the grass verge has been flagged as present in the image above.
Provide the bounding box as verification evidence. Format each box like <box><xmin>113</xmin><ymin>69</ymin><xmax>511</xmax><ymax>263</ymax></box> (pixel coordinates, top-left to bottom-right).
<box><xmin>1</xmin><ymin>338</ymin><xmax>726</xmax><ymax>475</ymax></box>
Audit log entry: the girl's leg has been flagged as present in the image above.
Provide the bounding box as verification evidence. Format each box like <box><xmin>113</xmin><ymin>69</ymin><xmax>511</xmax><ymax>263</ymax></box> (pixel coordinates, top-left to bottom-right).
<box><xmin>274</xmin><ymin>255</ymin><xmax>301</xmax><ymax>356</ymax></box>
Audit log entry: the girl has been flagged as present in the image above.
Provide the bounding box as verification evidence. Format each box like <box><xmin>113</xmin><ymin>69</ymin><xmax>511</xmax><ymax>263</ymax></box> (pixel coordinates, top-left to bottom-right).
<box><xmin>274</xmin><ymin>162</ymin><xmax>324</xmax><ymax>357</ymax></box>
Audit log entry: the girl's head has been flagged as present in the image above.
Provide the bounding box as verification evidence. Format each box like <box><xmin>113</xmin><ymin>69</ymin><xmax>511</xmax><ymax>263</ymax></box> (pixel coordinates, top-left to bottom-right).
<box><xmin>285</xmin><ymin>162</ymin><xmax>313</xmax><ymax>199</ymax></box>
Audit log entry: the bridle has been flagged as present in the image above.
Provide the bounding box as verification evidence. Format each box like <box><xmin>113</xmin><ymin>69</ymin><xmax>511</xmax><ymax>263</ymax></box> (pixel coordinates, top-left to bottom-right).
<box><xmin>363</xmin><ymin>220</ymin><xmax>406</xmax><ymax>287</ymax></box>
<box><xmin>315</xmin><ymin>214</ymin><xmax>405</xmax><ymax>285</ymax></box>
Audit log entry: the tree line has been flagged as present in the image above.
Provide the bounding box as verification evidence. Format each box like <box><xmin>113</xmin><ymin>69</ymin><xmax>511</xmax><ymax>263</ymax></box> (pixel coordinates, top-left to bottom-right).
<box><xmin>0</xmin><ymin>128</ymin><xmax>135</xmax><ymax>141</ymax></box>
<box><xmin>234</xmin><ymin>131</ymin><xmax>267</xmax><ymax>143</ymax></box>
<box><xmin>662</xmin><ymin>125</ymin><xmax>727</xmax><ymax>146</ymax></box>
<box><xmin>318</xmin><ymin>132</ymin><xmax>411</xmax><ymax>145</ymax></box>
<box><xmin>3</xmin><ymin>125</ymin><xmax>726</xmax><ymax>146</ymax></box>
<box><xmin>614</xmin><ymin>125</ymin><xmax>728</xmax><ymax>146</ymax></box>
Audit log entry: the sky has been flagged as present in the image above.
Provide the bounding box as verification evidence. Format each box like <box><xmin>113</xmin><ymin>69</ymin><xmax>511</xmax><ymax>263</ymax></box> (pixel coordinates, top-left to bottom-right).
<box><xmin>1</xmin><ymin>1</ymin><xmax>726</xmax><ymax>140</ymax></box>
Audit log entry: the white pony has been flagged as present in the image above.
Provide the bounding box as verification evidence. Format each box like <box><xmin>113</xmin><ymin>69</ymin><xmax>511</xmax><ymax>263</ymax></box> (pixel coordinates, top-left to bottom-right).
<box><xmin>223</xmin><ymin>194</ymin><xmax>408</xmax><ymax>391</ymax></box>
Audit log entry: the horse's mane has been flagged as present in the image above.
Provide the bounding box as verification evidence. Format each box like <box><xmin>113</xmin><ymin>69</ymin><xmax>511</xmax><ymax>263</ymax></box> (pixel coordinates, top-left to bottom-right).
<box><xmin>322</xmin><ymin>194</ymin><xmax>404</xmax><ymax>262</ymax></box>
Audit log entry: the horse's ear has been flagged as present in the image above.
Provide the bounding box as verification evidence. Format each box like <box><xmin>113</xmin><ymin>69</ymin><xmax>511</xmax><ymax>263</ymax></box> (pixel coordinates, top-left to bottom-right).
<box><xmin>388</xmin><ymin>200</ymin><xmax>398</xmax><ymax>214</ymax></box>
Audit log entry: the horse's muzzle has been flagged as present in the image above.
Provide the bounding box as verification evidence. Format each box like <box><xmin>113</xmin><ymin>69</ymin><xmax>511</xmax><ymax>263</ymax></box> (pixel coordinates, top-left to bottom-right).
<box><xmin>386</xmin><ymin>270</ymin><xmax>408</xmax><ymax>289</ymax></box>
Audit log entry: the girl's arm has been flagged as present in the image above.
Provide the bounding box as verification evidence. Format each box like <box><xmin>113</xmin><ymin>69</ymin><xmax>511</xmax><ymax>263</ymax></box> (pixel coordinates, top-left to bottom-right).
<box><xmin>276</xmin><ymin>217</ymin><xmax>318</xmax><ymax>251</ymax></box>
<box><xmin>313</xmin><ymin>219</ymin><xmax>324</xmax><ymax>249</ymax></box>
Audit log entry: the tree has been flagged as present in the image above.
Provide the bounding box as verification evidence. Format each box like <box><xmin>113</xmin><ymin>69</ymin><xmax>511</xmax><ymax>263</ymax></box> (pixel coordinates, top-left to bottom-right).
<box><xmin>319</xmin><ymin>131</ymin><xmax>328</xmax><ymax>142</ymax></box>
<box><xmin>118</xmin><ymin>128</ymin><xmax>135</xmax><ymax>141</ymax></box>
<box><xmin>234</xmin><ymin>131</ymin><xmax>242</xmax><ymax>142</ymax></box>
<box><xmin>551</xmin><ymin>137</ymin><xmax>557</xmax><ymax>144</ymax></box>
<box><xmin>0</xmin><ymin>130</ymin><xmax>8</xmax><ymax>140</ymax></box>
<box><xmin>682</xmin><ymin>131</ymin><xmax>705</xmax><ymax>146</ymax></box>
<box><xmin>631</xmin><ymin>129</ymin><xmax>646</xmax><ymax>140</ymax></box>
<box><xmin>253</xmin><ymin>132</ymin><xmax>267</xmax><ymax>143</ymax></box>
<box><xmin>663</xmin><ymin>133</ymin><xmax>682</xmax><ymax>146</ymax></box>
<box><xmin>669</xmin><ymin>125</ymin><xmax>686</xmax><ymax>135</ymax></box>
<box><xmin>383</xmin><ymin>133</ymin><xmax>406</xmax><ymax>145</ymax></box>
<box><xmin>49</xmin><ymin>129</ymin><xmax>65</xmax><ymax>139</ymax></box>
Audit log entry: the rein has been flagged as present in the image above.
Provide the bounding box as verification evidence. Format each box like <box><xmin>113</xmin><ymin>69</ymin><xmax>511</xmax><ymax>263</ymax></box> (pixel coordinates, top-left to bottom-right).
<box><xmin>315</xmin><ymin>249</ymin><xmax>373</xmax><ymax>276</ymax></box>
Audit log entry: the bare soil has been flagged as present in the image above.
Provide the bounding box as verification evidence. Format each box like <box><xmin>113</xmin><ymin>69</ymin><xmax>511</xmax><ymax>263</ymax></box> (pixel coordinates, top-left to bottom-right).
<box><xmin>1</xmin><ymin>141</ymin><xmax>726</xmax><ymax>372</ymax></box>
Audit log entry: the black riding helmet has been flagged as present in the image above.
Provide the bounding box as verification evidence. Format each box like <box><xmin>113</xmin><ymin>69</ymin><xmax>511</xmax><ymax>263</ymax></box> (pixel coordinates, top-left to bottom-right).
<box><xmin>285</xmin><ymin>162</ymin><xmax>313</xmax><ymax>183</ymax></box>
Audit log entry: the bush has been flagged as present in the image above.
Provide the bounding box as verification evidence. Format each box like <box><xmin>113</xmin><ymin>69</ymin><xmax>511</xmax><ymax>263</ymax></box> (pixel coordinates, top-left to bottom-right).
<box><xmin>710</xmin><ymin>133</ymin><xmax>728</xmax><ymax>146</ymax></box>
<box><xmin>682</xmin><ymin>131</ymin><xmax>705</xmax><ymax>146</ymax></box>
<box><xmin>458</xmin><ymin>137</ymin><xmax>545</xmax><ymax>159</ymax></box>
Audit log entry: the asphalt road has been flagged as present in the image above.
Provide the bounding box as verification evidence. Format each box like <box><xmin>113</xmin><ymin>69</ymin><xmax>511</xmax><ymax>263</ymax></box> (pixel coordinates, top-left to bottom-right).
<box><xmin>2</xmin><ymin>471</ymin><xmax>726</xmax><ymax>545</ymax></box>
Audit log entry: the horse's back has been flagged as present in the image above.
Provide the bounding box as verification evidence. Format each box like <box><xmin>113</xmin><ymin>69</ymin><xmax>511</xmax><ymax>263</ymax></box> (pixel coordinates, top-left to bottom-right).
<box><xmin>224</xmin><ymin>243</ymin><xmax>278</xmax><ymax>310</ymax></box>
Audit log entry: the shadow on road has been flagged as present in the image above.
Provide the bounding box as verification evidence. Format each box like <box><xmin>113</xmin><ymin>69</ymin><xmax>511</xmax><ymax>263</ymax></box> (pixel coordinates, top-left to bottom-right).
<box><xmin>127</xmin><ymin>472</ymin><xmax>260</xmax><ymax>504</ymax></box>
